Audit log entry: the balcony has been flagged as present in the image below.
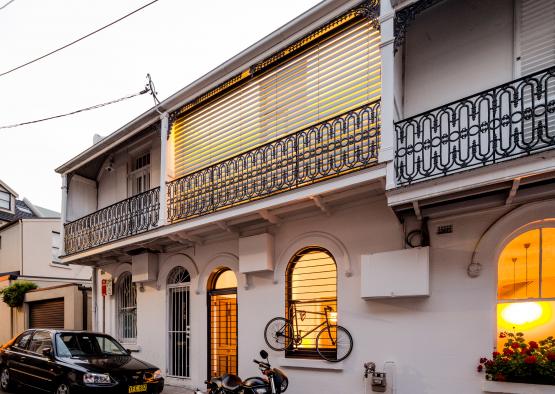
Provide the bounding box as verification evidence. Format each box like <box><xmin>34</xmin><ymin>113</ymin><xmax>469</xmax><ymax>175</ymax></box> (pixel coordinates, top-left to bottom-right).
<box><xmin>62</xmin><ymin>101</ymin><xmax>381</xmax><ymax>255</ymax></box>
<box><xmin>395</xmin><ymin>67</ymin><xmax>555</xmax><ymax>186</ymax></box>
<box><xmin>167</xmin><ymin>100</ymin><xmax>381</xmax><ymax>223</ymax></box>
<box><xmin>64</xmin><ymin>187</ymin><xmax>160</xmax><ymax>255</ymax></box>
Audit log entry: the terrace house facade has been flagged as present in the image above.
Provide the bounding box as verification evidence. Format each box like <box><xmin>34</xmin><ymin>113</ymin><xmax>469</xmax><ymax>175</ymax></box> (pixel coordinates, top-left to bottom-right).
<box><xmin>56</xmin><ymin>0</ymin><xmax>555</xmax><ymax>393</ymax></box>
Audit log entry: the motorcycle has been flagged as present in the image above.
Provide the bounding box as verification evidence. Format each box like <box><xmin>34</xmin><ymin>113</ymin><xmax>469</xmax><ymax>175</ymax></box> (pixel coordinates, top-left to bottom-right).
<box><xmin>205</xmin><ymin>350</ymin><xmax>288</xmax><ymax>394</ymax></box>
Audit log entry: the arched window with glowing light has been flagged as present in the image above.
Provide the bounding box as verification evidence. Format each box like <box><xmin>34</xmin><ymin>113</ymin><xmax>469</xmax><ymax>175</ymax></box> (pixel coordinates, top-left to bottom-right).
<box><xmin>497</xmin><ymin>227</ymin><xmax>555</xmax><ymax>348</ymax></box>
<box><xmin>285</xmin><ymin>247</ymin><xmax>337</xmax><ymax>358</ymax></box>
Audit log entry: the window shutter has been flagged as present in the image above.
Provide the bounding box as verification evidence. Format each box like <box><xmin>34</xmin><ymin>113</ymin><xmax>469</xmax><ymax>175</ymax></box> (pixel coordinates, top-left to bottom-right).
<box><xmin>173</xmin><ymin>19</ymin><xmax>381</xmax><ymax>178</ymax></box>
<box><xmin>520</xmin><ymin>0</ymin><xmax>555</xmax><ymax>75</ymax></box>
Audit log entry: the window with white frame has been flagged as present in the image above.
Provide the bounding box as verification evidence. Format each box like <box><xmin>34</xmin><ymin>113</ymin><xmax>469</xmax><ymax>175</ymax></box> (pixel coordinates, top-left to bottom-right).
<box><xmin>51</xmin><ymin>231</ymin><xmax>61</xmax><ymax>263</ymax></box>
<box><xmin>496</xmin><ymin>226</ymin><xmax>555</xmax><ymax>348</ymax></box>
<box><xmin>128</xmin><ymin>152</ymin><xmax>151</xmax><ymax>196</ymax></box>
<box><xmin>0</xmin><ymin>191</ymin><xmax>10</xmax><ymax>210</ymax></box>
<box><xmin>116</xmin><ymin>272</ymin><xmax>137</xmax><ymax>343</ymax></box>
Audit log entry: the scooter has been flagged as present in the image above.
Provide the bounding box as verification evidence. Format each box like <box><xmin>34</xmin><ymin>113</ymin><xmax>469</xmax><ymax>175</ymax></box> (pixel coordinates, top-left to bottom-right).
<box><xmin>205</xmin><ymin>350</ymin><xmax>288</xmax><ymax>394</ymax></box>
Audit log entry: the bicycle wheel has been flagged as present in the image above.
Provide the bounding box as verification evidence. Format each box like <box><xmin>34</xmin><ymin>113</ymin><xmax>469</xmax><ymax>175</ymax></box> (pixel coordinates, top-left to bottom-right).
<box><xmin>264</xmin><ymin>317</ymin><xmax>293</xmax><ymax>351</ymax></box>
<box><xmin>316</xmin><ymin>325</ymin><xmax>353</xmax><ymax>362</ymax></box>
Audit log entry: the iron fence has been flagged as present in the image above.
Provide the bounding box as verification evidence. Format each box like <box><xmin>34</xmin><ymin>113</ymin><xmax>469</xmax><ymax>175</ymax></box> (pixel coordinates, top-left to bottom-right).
<box><xmin>167</xmin><ymin>100</ymin><xmax>381</xmax><ymax>223</ymax></box>
<box><xmin>395</xmin><ymin>66</ymin><xmax>555</xmax><ymax>185</ymax></box>
<box><xmin>64</xmin><ymin>187</ymin><xmax>160</xmax><ymax>255</ymax></box>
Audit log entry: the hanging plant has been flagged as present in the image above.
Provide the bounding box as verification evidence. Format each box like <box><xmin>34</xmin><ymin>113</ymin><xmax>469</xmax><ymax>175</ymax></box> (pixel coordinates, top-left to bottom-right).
<box><xmin>0</xmin><ymin>281</ymin><xmax>38</xmax><ymax>308</ymax></box>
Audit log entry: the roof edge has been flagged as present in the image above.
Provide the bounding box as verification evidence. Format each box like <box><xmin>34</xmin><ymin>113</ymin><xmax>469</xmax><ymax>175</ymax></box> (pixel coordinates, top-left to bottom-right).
<box><xmin>55</xmin><ymin>0</ymin><xmax>362</xmax><ymax>175</ymax></box>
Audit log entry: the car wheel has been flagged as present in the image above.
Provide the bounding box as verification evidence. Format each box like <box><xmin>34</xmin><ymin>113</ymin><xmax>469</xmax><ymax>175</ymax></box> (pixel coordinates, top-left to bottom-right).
<box><xmin>0</xmin><ymin>368</ymin><xmax>13</xmax><ymax>392</ymax></box>
<box><xmin>54</xmin><ymin>382</ymin><xmax>70</xmax><ymax>394</ymax></box>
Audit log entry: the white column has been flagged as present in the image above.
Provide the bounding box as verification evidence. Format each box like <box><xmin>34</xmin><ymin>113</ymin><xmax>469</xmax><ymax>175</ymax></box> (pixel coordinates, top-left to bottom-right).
<box><xmin>60</xmin><ymin>174</ymin><xmax>68</xmax><ymax>255</ymax></box>
<box><xmin>378</xmin><ymin>1</ymin><xmax>397</xmax><ymax>189</ymax></box>
<box><xmin>158</xmin><ymin>113</ymin><xmax>169</xmax><ymax>227</ymax></box>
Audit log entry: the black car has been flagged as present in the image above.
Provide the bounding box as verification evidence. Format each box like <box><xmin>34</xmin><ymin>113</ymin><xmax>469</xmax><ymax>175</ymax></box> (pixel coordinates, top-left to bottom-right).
<box><xmin>0</xmin><ymin>329</ymin><xmax>164</xmax><ymax>394</ymax></box>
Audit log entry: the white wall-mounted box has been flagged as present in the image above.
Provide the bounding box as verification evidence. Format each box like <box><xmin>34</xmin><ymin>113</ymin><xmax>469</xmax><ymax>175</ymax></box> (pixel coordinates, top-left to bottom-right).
<box><xmin>239</xmin><ymin>233</ymin><xmax>274</xmax><ymax>273</ymax></box>
<box><xmin>132</xmin><ymin>252</ymin><xmax>158</xmax><ymax>283</ymax></box>
<box><xmin>361</xmin><ymin>247</ymin><xmax>430</xmax><ymax>299</ymax></box>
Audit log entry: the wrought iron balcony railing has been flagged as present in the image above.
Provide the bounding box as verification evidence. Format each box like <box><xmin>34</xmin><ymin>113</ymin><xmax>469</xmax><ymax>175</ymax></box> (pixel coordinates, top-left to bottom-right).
<box><xmin>167</xmin><ymin>100</ymin><xmax>381</xmax><ymax>223</ymax></box>
<box><xmin>64</xmin><ymin>187</ymin><xmax>160</xmax><ymax>255</ymax></box>
<box><xmin>395</xmin><ymin>66</ymin><xmax>555</xmax><ymax>185</ymax></box>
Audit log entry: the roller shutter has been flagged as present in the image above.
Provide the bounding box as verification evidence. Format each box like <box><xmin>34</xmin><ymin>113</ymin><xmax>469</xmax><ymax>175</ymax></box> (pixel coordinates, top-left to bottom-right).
<box><xmin>520</xmin><ymin>0</ymin><xmax>555</xmax><ymax>75</ymax></box>
<box><xmin>29</xmin><ymin>298</ymin><xmax>64</xmax><ymax>329</ymax></box>
<box><xmin>173</xmin><ymin>19</ymin><xmax>381</xmax><ymax>177</ymax></box>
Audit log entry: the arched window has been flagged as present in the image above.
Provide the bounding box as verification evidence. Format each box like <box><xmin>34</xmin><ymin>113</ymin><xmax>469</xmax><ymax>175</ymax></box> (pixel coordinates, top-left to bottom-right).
<box><xmin>167</xmin><ymin>266</ymin><xmax>191</xmax><ymax>378</ymax></box>
<box><xmin>286</xmin><ymin>247</ymin><xmax>337</xmax><ymax>358</ymax></box>
<box><xmin>116</xmin><ymin>272</ymin><xmax>137</xmax><ymax>343</ymax></box>
<box><xmin>497</xmin><ymin>226</ymin><xmax>555</xmax><ymax>348</ymax></box>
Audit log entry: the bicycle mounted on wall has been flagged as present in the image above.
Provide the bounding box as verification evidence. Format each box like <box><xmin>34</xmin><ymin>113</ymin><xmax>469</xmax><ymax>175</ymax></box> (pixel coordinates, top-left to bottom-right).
<box><xmin>264</xmin><ymin>303</ymin><xmax>353</xmax><ymax>362</ymax></box>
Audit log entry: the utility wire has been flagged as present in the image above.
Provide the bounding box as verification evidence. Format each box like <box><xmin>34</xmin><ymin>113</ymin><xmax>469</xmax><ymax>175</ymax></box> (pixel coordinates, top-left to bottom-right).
<box><xmin>0</xmin><ymin>0</ymin><xmax>159</xmax><ymax>78</ymax></box>
<box><xmin>0</xmin><ymin>89</ymin><xmax>149</xmax><ymax>129</ymax></box>
<box><xmin>0</xmin><ymin>0</ymin><xmax>16</xmax><ymax>11</ymax></box>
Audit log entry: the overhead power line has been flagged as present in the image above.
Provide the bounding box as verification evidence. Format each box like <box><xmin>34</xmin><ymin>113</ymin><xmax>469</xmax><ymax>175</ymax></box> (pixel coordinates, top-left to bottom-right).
<box><xmin>0</xmin><ymin>0</ymin><xmax>159</xmax><ymax>78</ymax></box>
<box><xmin>0</xmin><ymin>89</ymin><xmax>149</xmax><ymax>130</ymax></box>
<box><xmin>0</xmin><ymin>0</ymin><xmax>16</xmax><ymax>11</ymax></box>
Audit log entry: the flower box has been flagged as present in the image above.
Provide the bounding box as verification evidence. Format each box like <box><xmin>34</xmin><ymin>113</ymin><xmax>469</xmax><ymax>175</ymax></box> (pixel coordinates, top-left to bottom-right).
<box><xmin>483</xmin><ymin>380</ymin><xmax>555</xmax><ymax>394</ymax></box>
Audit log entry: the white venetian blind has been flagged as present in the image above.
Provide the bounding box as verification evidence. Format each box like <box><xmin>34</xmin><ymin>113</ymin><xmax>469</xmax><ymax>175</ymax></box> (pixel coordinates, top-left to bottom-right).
<box><xmin>173</xmin><ymin>19</ymin><xmax>381</xmax><ymax>178</ymax></box>
<box><xmin>520</xmin><ymin>0</ymin><xmax>555</xmax><ymax>75</ymax></box>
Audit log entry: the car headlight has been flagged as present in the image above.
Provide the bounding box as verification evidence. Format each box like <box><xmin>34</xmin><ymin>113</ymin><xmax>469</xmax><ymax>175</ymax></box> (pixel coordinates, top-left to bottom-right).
<box><xmin>152</xmin><ymin>369</ymin><xmax>162</xmax><ymax>380</ymax></box>
<box><xmin>83</xmin><ymin>372</ymin><xmax>111</xmax><ymax>385</ymax></box>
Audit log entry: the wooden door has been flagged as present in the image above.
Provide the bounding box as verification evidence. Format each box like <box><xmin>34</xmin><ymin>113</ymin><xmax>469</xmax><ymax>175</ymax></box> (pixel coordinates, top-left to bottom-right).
<box><xmin>209</xmin><ymin>291</ymin><xmax>237</xmax><ymax>377</ymax></box>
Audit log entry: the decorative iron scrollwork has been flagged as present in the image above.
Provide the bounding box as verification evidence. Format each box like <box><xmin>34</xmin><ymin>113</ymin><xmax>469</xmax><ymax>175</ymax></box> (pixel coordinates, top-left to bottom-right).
<box><xmin>394</xmin><ymin>0</ymin><xmax>445</xmax><ymax>52</ymax></box>
<box><xmin>64</xmin><ymin>187</ymin><xmax>160</xmax><ymax>255</ymax></box>
<box><xmin>394</xmin><ymin>66</ymin><xmax>555</xmax><ymax>185</ymax></box>
<box><xmin>167</xmin><ymin>100</ymin><xmax>381</xmax><ymax>223</ymax></box>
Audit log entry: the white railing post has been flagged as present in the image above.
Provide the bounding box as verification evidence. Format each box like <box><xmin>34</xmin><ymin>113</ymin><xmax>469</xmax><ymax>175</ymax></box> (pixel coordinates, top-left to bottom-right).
<box><xmin>158</xmin><ymin>113</ymin><xmax>169</xmax><ymax>227</ymax></box>
<box><xmin>378</xmin><ymin>0</ymin><xmax>397</xmax><ymax>190</ymax></box>
<box><xmin>60</xmin><ymin>173</ymin><xmax>68</xmax><ymax>255</ymax></box>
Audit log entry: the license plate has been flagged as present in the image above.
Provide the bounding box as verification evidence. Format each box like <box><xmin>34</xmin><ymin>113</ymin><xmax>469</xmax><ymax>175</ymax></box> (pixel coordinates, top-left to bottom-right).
<box><xmin>129</xmin><ymin>384</ymin><xmax>148</xmax><ymax>393</ymax></box>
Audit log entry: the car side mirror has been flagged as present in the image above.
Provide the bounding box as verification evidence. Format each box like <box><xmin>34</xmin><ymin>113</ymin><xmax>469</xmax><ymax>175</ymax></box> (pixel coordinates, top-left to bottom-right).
<box><xmin>125</xmin><ymin>348</ymin><xmax>132</xmax><ymax>355</ymax></box>
<box><xmin>260</xmin><ymin>350</ymin><xmax>268</xmax><ymax>360</ymax></box>
<box><xmin>41</xmin><ymin>347</ymin><xmax>53</xmax><ymax>359</ymax></box>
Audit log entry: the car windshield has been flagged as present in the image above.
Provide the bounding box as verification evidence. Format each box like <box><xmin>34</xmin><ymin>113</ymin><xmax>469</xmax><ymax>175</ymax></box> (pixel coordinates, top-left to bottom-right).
<box><xmin>55</xmin><ymin>333</ymin><xmax>128</xmax><ymax>357</ymax></box>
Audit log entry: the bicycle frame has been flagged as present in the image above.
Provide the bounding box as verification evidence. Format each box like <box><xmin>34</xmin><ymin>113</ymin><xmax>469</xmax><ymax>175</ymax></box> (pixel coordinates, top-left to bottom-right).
<box><xmin>288</xmin><ymin>304</ymin><xmax>336</xmax><ymax>347</ymax></box>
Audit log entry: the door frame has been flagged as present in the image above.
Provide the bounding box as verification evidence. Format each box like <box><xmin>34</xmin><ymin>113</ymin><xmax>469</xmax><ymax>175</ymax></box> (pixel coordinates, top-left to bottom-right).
<box><xmin>206</xmin><ymin>287</ymin><xmax>238</xmax><ymax>380</ymax></box>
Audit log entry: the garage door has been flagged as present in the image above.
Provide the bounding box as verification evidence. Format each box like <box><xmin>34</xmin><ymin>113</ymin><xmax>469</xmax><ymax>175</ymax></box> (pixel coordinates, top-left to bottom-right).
<box><xmin>29</xmin><ymin>298</ymin><xmax>64</xmax><ymax>329</ymax></box>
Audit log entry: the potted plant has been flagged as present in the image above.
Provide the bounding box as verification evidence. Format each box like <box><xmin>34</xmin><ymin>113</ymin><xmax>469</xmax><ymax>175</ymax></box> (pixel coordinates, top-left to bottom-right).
<box><xmin>478</xmin><ymin>332</ymin><xmax>555</xmax><ymax>386</ymax></box>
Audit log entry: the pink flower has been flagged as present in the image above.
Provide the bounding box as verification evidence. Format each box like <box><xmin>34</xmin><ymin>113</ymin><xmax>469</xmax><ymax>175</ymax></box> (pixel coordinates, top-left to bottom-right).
<box><xmin>480</xmin><ymin>357</ymin><xmax>487</xmax><ymax>363</ymax></box>
<box><xmin>477</xmin><ymin>364</ymin><xmax>483</xmax><ymax>372</ymax></box>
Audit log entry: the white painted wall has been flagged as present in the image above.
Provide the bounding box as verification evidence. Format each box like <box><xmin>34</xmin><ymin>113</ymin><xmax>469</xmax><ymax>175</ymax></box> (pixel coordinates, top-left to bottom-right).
<box><xmin>67</xmin><ymin>175</ymin><xmax>97</xmax><ymax>222</ymax></box>
<box><xmin>403</xmin><ymin>0</ymin><xmax>514</xmax><ymax>117</ymax></box>
<box><xmin>92</xmin><ymin>196</ymin><xmax>544</xmax><ymax>394</ymax></box>
<box><xmin>20</xmin><ymin>219</ymin><xmax>90</xmax><ymax>280</ymax></box>
<box><xmin>0</xmin><ymin>223</ymin><xmax>22</xmax><ymax>274</ymax></box>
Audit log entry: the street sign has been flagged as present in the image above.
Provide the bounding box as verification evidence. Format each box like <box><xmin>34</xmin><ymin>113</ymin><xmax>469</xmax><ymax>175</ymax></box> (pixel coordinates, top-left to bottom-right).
<box><xmin>101</xmin><ymin>279</ymin><xmax>113</xmax><ymax>297</ymax></box>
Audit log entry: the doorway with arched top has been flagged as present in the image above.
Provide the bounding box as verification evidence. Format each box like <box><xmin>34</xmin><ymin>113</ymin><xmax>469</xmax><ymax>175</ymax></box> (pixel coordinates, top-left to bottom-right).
<box><xmin>207</xmin><ymin>268</ymin><xmax>238</xmax><ymax>379</ymax></box>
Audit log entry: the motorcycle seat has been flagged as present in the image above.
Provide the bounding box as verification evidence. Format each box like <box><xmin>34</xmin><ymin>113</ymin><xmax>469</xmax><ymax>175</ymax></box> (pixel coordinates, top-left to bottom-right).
<box><xmin>222</xmin><ymin>374</ymin><xmax>243</xmax><ymax>390</ymax></box>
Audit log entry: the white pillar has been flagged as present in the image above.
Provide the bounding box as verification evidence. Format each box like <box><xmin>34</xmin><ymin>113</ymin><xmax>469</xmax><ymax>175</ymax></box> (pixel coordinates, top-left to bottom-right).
<box><xmin>60</xmin><ymin>174</ymin><xmax>68</xmax><ymax>255</ymax></box>
<box><xmin>378</xmin><ymin>0</ymin><xmax>397</xmax><ymax>189</ymax></box>
<box><xmin>158</xmin><ymin>113</ymin><xmax>169</xmax><ymax>227</ymax></box>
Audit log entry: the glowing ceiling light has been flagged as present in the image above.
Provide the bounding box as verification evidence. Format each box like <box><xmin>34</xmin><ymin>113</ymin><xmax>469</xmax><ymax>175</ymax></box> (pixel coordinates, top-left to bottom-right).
<box><xmin>501</xmin><ymin>302</ymin><xmax>543</xmax><ymax>325</ymax></box>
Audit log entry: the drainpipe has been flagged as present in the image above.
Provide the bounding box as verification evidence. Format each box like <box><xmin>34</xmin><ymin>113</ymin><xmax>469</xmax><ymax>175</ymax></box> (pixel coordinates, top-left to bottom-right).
<box><xmin>92</xmin><ymin>267</ymin><xmax>98</xmax><ymax>332</ymax></box>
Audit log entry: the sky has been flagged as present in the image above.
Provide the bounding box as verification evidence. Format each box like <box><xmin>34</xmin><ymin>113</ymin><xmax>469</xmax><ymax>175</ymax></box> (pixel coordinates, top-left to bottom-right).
<box><xmin>0</xmin><ymin>0</ymin><xmax>322</xmax><ymax>211</ymax></box>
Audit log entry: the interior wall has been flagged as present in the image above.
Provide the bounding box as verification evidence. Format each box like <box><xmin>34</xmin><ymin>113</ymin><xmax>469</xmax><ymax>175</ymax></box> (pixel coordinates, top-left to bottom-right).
<box><xmin>403</xmin><ymin>0</ymin><xmax>514</xmax><ymax>117</ymax></box>
<box><xmin>67</xmin><ymin>175</ymin><xmax>96</xmax><ymax>222</ymax></box>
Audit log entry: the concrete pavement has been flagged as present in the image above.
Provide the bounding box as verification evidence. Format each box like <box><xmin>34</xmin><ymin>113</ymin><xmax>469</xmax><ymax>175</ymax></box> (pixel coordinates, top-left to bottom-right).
<box><xmin>163</xmin><ymin>384</ymin><xmax>199</xmax><ymax>394</ymax></box>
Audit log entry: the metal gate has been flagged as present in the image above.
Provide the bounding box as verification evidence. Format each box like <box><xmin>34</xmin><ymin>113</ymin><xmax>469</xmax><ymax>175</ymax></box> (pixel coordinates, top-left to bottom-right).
<box><xmin>167</xmin><ymin>267</ymin><xmax>190</xmax><ymax>378</ymax></box>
